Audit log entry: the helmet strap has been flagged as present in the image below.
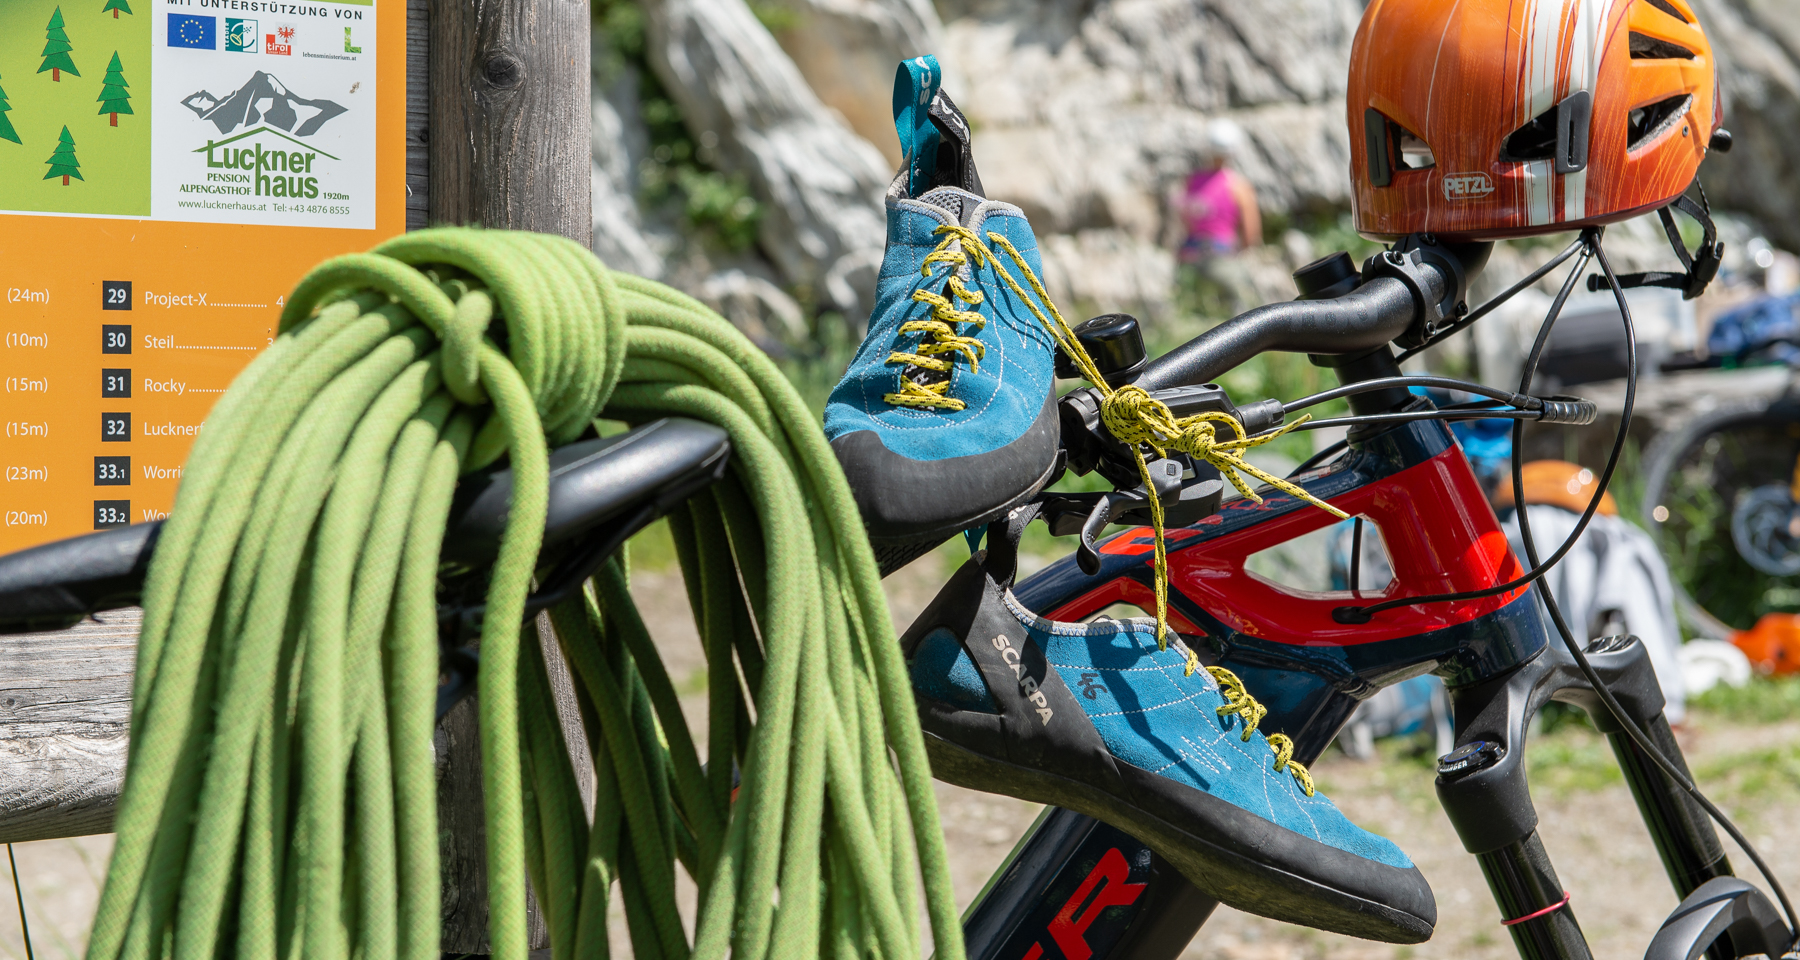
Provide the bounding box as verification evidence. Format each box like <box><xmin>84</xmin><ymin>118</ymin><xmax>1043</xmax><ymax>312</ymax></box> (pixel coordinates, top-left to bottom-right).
<box><xmin>1589</xmin><ymin>182</ymin><xmax>1723</xmax><ymax>300</ymax></box>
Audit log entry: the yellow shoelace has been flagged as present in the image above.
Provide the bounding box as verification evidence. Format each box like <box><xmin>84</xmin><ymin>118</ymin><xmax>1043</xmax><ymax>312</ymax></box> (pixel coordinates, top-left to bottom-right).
<box><xmin>883</xmin><ymin>231</ymin><xmax>992</xmax><ymax>410</ymax></box>
<box><xmin>1210</xmin><ymin>666</ymin><xmax>1315</xmax><ymax>795</ymax></box>
<box><xmin>913</xmin><ymin>222</ymin><xmax>1342</xmax><ymax>796</ymax></box>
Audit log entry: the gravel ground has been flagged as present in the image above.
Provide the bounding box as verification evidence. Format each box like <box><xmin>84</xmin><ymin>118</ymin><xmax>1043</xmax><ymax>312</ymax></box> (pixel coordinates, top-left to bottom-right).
<box><xmin>6</xmin><ymin>553</ymin><xmax>1798</xmax><ymax>960</ymax></box>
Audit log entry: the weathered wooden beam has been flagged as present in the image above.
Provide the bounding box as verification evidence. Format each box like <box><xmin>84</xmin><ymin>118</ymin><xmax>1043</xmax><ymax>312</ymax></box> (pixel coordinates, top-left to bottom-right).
<box><xmin>428</xmin><ymin>1</ymin><xmax>594</xmax><ymax>953</ymax></box>
<box><xmin>429</xmin><ymin>0</ymin><xmax>594</xmax><ymax>244</ymax></box>
<box><xmin>408</xmin><ymin>0</ymin><xmax>431</xmax><ymax>230</ymax></box>
<box><xmin>0</xmin><ymin>611</ymin><xmax>136</xmax><ymax>845</ymax></box>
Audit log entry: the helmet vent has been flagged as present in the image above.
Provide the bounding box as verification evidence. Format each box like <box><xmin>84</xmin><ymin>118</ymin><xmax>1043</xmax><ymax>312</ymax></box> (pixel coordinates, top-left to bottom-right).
<box><xmin>1628</xmin><ymin>93</ymin><xmax>1694</xmax><ymax>151</ymax></box>
<box><xmin>1396</xmin><ymin>128</ymin><xmax>1436</xmax><ymax>170</ymax></box>
<box><xmin>1641</xmin><ymin>0</ymin><xmax>1692</xmax><ymax>24</ymax></box>
<box><xmin>1500</xmin><ymin>91</ymin><xmax>1591</xmax><ymax>173</ymax></box>
<box><xmin>1501</xmin><ymin>110</ymin><xmax>1557</xmax><ymax>162</ymax></box>
<box><xmin>1630</xmin><ymin>32</ymin><xmax>1696</xmax><ymax>59</ymax></box>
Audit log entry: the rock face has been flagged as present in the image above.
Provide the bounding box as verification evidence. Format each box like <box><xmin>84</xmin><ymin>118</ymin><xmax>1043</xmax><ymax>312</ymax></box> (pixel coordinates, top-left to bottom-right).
<box><xmin>591</xmin><ymin>41</ymin><xmax>675</xmax><ymax>281</ymax></box>
<box><xmin>640</xmin><ymin>0</ymin><xmax>894</xmax><ymax>316</ymax></box>
<box><xmin>590</xmin><ymin>0</ymin><xmax>1800</xmax><ymax>343</ymax></box>
<box><xmin>931</xmin><ymin>0</ymin><xmax>1362</xmax><ymax>319</ymax></box>
<box><xmin>764</xmin><ymin>0</ymin><xmax>948</xmax><ymax>167</ymax></box>
<box><xmin>1694</xmin><ymin>0</ymin><xmax>1800</xmax><ymax>251</ymax></box>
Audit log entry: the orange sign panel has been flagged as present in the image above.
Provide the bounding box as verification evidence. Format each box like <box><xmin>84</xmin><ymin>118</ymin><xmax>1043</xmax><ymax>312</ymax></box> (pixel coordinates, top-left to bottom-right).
<box><xmin>0</xmin><ymin>0</ymin><xmax>404</xmax><ymax>552</ymax></box>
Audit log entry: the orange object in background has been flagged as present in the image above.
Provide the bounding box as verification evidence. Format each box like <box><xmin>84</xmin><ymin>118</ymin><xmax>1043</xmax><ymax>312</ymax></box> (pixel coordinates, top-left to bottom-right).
<box><xmin>1732</xmin><ymin>613</ymin><xmax>1800</xmax><ymax>675</ymax></box>
<box><xmin>1348</xmin><ymin>0</ymin><xmax>1719</xmax><ymax>241</ymax></box>
<box><xmin>1490</xmin><ymin>460</ymin><xmax>1620</xmax><ymax>516</ymax></box>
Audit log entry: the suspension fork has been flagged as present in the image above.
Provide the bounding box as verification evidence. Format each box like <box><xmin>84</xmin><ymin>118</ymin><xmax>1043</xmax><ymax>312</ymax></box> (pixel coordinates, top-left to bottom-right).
<box><xmin>1436</xmin><ymin>633</ymin><xmax>1734</xmax><ymax>960</ymax></box>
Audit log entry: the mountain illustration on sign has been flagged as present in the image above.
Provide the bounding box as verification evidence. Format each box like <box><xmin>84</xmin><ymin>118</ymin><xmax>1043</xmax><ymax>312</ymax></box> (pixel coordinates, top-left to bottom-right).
<box><xmin>181</xmin><ymin>72</ymin><xmax>346</xmax><ymax>137</ymax></box>
<box><xmin>102</xmin><ymin>0</ymin><xmax>132</xmax><ymax>17</ymax></box>
<box><xmin>40</xmin><ymin>7</ymin><xmax>80</xmax><ymax>82</ymax></box>
<box><xmin>0</xmin><ymin>73</ymin><xmax>20</xmax><ymax>145</ymax></box>
<box><xmin>98</xmin><ymin>52</ymin><xmax>131</xmax><ymax>126</ymax></box>
<box><xmin>44</xmin><ymin>126</ymin><xmax>81</xmax><ymax>184</ymax></box>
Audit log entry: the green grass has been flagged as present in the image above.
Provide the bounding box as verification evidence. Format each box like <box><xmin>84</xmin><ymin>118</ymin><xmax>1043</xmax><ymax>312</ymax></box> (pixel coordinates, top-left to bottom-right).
<box><xmin>1690</xmin><ymin>675</ymin><xmax>1800</xmax><ymax>724</ymax></box>
<box><xmin>1525</xmin><ymin>726</ymin><xmax>1624</xmax><ymax>797</ymax></box>
<box><xmin>1692</xmin><ymin>742</ymin><xmax>1800</xmax><ymax>804</ymax></box>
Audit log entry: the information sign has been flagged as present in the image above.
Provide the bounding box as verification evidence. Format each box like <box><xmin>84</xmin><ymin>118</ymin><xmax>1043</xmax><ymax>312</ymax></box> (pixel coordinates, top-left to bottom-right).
<box><xmin>0</xmin><ymin>0</ymin><xmax>404</xmax><ymax>552</ymax></box>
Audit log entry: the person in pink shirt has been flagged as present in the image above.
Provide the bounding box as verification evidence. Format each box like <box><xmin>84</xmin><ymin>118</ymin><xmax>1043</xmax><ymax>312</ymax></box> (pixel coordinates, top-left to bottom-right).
<box><xmin>1176</xmin><ymin>119</ymin><xmax>1263</xmax><ymax>262</ymax></box>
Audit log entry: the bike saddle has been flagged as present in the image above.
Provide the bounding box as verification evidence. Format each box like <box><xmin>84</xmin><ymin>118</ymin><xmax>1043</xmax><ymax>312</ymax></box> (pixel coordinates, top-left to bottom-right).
<box><xmin>0</xmin><ymin>417</ymin><xmax>731</xmax><ymax>635</ymax></box>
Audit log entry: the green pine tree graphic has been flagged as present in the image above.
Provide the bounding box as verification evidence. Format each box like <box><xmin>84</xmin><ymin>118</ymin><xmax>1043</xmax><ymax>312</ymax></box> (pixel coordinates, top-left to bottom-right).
<box><xmin>102</xmin><ymin>0</ymin><xmax>133</xmax><ymax>18</ymax></box>
<box><xmin>39</xmin><ymin>7</ymin><xmax>80</xmax><ymax>82</ymax></box>
<box><xmin>97</xmin><ymin>52</ymin><xmax>131</xmax><ymax>126</ymax></box>
<box><xmin>0</xmin><ymin>74</ymin><xmax>20</xmax><ymax>146</ymax></box>
<box><xmin>43</xmin><ymin>126</ymin><xmax>81</xmax><ymax>184</ymax></box>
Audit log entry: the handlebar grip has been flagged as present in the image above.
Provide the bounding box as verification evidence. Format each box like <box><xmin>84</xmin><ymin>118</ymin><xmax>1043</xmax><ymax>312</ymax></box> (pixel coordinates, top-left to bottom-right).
<box><xmin>1536</xmin><ymin>396</ymin><xmax>1598</xmax><ymax>425</ymax></box>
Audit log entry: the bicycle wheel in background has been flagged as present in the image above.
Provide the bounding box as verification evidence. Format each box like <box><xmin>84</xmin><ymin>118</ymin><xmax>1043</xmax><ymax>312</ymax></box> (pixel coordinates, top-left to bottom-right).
<box><xmin>1640</xmin><ymin>396</ymin><xmax>1800</xmax><ymax>637</ymax></box>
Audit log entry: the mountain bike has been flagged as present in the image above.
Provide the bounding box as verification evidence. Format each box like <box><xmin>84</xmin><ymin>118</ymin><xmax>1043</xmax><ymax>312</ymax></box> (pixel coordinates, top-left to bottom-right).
<box><xmin>1</xmin><ymin>235</ymin><xmax>1794</xmax><ymax>960</ymax></box>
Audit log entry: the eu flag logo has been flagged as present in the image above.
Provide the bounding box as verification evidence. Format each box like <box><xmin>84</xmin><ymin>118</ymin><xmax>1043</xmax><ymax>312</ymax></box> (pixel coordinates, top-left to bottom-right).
<box><xmin>168</xmin><ymin>14</ymin><xmax>216</xmax><ymax>49</ymax></box>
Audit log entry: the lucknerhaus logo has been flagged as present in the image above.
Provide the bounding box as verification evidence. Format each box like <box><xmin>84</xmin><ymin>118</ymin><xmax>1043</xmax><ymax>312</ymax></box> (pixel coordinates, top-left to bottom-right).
<box><xmin>177</xmin><ymin>72</ymin><xmax>347</xmax><ymax>201</ymax></box>
<box><xmin>190</xmin><ymin>127</ymin><xmax>338</xmax><ymax>199</ymax></box>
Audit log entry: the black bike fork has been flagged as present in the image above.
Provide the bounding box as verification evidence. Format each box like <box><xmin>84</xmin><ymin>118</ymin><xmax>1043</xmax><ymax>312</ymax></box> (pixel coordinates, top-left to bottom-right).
<box><xmin>1435</xmin><ymin>634</ymin><xmax>1740</xmax><ymax>960</ymax></box>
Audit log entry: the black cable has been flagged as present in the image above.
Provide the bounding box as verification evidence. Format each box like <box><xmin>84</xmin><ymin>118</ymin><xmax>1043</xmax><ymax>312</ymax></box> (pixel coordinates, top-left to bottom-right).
<box><xmin>1518</xmin><ymin>238</ymin><xmax>1800</xmax><ymax>948</ymax></box>
<box><xmin>1331</xmin><ymin>235</ymin><xmax>1598</xmax><ymax>624</ymax></box>
<box><xmin>1395</xmin><ymin>235</ymin><xmax>1586</xmax><ymax>364</ymax></box>
<box><xmin>1283</xmin><ymin>375</ymin><xmax>1542</xmax><ymax>415</ymax></box>
<box><xmin>1349</xmin><ymin>517</ymin><xmax>1364</xmax><ymax>597</ymax></box>
<box><xmin>7</xmin><ymin>844</ymin><xmax>32</xmax><ymax>960</ymax></box>
<box><xmin>1293</xmin><ymin>408</ymin><xmax>1541</xmax><ymax>432</ymax></box>
<box><xmin>1288</xmin><ymin>439</ymin><xmax>1348</xmax><ymax>477</ymax></box>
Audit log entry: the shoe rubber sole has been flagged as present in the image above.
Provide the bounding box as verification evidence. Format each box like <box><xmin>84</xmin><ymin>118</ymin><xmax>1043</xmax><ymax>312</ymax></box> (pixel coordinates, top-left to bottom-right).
<box><xmin>924</xmin><ymin>731</ymin><xmax>1435</xmax><ymax>944</ymax></box>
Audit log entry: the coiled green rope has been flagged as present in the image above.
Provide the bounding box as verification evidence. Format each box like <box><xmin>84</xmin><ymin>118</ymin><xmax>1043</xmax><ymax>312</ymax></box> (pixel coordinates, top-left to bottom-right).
<box><xmin>85</xmin><ymin>228</ymin><xmax>964</xmax><ymax>960</ymax></box>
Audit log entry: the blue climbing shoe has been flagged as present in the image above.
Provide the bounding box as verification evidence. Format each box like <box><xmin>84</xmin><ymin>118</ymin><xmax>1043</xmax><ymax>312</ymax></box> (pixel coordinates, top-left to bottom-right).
<box><xmin>825</xmin><ymin>57</ymin><xmax>1061</xmax><ymax>574</ymax></box>
<box><xmin>901</xmin><ymin>515</ymin><xmax>1437</xmax><ymax>943</ymax></box>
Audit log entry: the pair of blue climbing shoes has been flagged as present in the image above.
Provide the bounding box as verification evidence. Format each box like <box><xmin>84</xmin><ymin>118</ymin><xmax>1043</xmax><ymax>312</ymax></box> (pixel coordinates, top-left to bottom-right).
<box><xmin>826</xmin><ymin>56</ymin><xmax>1436</xmax><ymax>944</ymax></box>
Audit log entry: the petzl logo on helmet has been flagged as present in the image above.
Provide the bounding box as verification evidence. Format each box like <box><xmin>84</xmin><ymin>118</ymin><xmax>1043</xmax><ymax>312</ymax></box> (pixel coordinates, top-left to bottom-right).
<box><xmin>1442</xmin><ymin>172</ymin><xmax>1495</xmax><ymax>201</ymax></box>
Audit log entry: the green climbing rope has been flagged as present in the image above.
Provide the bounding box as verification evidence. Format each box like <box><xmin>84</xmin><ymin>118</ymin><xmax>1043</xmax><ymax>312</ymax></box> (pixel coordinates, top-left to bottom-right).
<box><xmin>85</xmin><ymin>228</ymin><xmax>965</xmax><ymax>960</ymax></box>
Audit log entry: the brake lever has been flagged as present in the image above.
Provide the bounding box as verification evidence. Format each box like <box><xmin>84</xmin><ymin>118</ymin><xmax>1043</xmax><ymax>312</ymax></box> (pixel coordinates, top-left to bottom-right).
<box><xmin>1039</xmin><ymin>459</ymin><xmax>1203</xmax><ymax>574</ymax></box>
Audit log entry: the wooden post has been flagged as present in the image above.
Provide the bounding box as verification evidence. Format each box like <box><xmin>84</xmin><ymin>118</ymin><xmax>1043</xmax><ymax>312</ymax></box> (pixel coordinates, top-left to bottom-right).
<box><xmin>429</xmin><ymin>0</ymin><xmax>594</xmax><ymax>244</ymax></box>
<box><xmin>426</xmin><ymin>0</ymin><xmax>594</xmax><ymax>953</ymax></box>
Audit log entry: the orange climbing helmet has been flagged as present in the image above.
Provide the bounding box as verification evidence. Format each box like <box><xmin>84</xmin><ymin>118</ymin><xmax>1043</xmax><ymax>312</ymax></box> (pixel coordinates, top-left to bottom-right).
<box><xmin>1348</xmin><ymin>0</ymin><xmax>1720</xmax><ymax>241</ymax></box>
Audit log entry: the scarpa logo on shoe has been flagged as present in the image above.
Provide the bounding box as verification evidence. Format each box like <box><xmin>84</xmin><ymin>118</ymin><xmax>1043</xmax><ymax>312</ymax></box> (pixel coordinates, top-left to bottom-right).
<box><xmin>992</xmin><ymin>632</ymin><xmax>1054</xmax><ymax>725</ymax></box>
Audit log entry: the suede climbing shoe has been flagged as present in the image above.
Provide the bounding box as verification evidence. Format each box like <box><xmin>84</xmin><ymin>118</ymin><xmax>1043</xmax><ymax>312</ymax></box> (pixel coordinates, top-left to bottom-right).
<box><xmin>824</xmin><ymin>56</ymin><xmax>1061</xmax><ymax>575</ymax></box>
<box><xmin>901</xmin><ymin>513</ymin><xmax>1438</xmax><ymax>944</ymax></box>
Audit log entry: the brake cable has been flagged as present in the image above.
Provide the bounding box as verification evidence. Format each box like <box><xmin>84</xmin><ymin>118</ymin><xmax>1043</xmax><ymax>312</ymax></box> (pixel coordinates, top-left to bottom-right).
<box><xmin>1395</xmin><ymin>234</ymin><xmax>1587</xmax><ymax>364</ymax></box>
<box><xmin>1332</xmin><ymin>232</ymin><xmax>1602</xmax><ymax>624</ymax></box>
<box><xmin>1282</xmin><ymin>374</ymin><xmax>1549</xmax><ymax>414</ymax></box>
<box><xmin>1520</xmin><ymin>239</ymin><xmax>1800</xmax><ymax>949</ymax></box>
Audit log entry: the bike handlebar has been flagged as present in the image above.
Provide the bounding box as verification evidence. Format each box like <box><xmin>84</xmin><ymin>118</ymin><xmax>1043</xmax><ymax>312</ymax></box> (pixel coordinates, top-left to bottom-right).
<box><xmin>1131</xmin><ymin>245</ymin><xmax>1472</xmax><ymax>393</ymax></box>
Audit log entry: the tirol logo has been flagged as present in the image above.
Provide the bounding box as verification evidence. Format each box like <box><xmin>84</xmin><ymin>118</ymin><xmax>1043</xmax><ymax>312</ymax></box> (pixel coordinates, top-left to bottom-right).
<box><xmin>180</xmin><ymin>72</ymin><xmax>348</xmax><ymax>201</ymax></box>
<box><xmin>225</xmin><ymin>19</ymin><xmax>259</xmax><ymax>53</ymax></box>
<box><xmin>1442</xmin><ymin>171</ymin><xmax>1496</xmax><ymax>201</ymax></box>
<box><xmin>266</xmin><ymin>25</ymin><xmax>294</xmax><ymax>57</ymax></box>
